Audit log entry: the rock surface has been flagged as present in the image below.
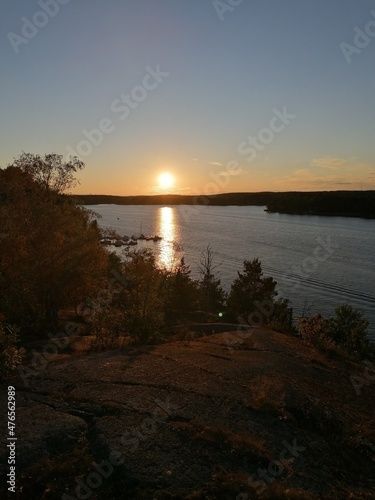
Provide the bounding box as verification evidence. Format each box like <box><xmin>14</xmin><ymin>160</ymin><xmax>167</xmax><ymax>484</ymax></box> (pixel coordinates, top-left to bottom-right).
<box><xmin>1</xmin><ymin>328</ymin><xmax>375</xmax><ymax>499</ymax></box>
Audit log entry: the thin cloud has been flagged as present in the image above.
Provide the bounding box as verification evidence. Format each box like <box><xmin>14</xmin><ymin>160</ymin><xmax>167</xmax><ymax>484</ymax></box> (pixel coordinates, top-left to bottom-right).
<box><xmin>276</xmin><ymin>161</ymin><xmax>375</xmax><ymax>190</ymax></box>
<box><xmin>311</xmin><ymin>156</ymin><xmax>349</xmax><ymax>170</ymax></box>
<box><xmin>311</xmin><ymin>156</ymin><xmax>369</xmax><ymax>171</ymax></box>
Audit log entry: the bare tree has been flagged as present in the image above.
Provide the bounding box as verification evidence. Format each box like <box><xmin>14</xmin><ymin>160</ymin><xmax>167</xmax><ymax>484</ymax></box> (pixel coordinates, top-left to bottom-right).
<box><xmin>9</xmin><ymin>152</ymin><xmax>84</xmax><ymax>194</ymax></box>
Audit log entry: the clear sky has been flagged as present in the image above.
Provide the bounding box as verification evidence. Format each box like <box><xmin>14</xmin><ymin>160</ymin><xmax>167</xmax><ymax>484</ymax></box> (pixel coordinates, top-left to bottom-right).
<box><xmin>1</xmin><ymin>0</ymin><xmax>374</xmax><ymax>195</ymax></box>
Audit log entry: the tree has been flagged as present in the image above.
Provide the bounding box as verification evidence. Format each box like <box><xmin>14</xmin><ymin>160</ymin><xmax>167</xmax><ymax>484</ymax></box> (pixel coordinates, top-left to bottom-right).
<box><xmin>330</xmin><ymin>304</ymin><xmax>371</xmax><ymax>359</ymax></box>
<box><xmin>10</xmin><ymin>152</ymin><xmax>84</xmax><ymax>194</ymax></box>
<box><xmin>197</xmin><ymin>245</ymin><xmax>226</xmax><ymax>320</ymax></box>
<box><xmin>165</xmin><ymin>257</ymin><xmax>198</xmax><ymax>320</ymax></box>
<box><xmin>0</xmin><ymin>158</ymin><xmax>108</xmax><ymax>336</ymax></box>
<box><xmin>268</xmin><ymin>297</ymin><xmax>295</xmax><ymax>334</ymax></box>
<box><xmin>121</xmin><ymin>248</ymin><xmax>165</xmax><ymax>342</ymax></box>
<box><xmin>227</xmin><ymin>258</ymin><xmax>278</xmax><ymax>324</ymax></box>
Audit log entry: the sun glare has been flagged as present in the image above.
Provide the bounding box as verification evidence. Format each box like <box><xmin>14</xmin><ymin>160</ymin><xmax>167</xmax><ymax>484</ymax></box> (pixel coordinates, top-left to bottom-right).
<box><xmin>157</xmin><ymin>172</ymin><xmax>175</xmax><ymax>189</ymax></box>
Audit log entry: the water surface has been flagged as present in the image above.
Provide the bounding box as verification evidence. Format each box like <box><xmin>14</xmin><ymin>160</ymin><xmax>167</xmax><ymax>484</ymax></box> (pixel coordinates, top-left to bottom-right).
<box><xmin>88</xmin><ymin>204</ymin><xmax>375</xmax><ymax>339</ymax></box>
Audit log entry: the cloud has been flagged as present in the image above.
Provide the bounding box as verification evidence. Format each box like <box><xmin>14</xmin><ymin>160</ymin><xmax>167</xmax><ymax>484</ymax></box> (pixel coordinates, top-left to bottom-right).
<box><xmin>276</xmin><ymin>158</ymin><xmax>375</xmax><ymax>190</ymax></box>
<box><xmin>217</xmin><ymin>168</ymin><xmax>241</xmax><ymax>177</ymax></box>
<box><xmin>208</xmin><ymin>161</ymin><xmax>223</xmax><ymax>167</ymax></box>
<box><xmin>311</xmin><ymin>156</ymin><xmax>349</xmax><ymax>170</ymax></box>
<box><xmin>310</xmin><ymin>156</ymin><xmax>368</xmax><ymax>171</ymax></box>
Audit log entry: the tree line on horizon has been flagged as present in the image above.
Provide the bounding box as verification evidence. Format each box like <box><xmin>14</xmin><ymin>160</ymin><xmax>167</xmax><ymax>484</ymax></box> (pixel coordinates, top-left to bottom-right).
<box><xmin>76</xmin><ymin>191</ymin><xmax>375</xmax><ymax>219</ymax></box>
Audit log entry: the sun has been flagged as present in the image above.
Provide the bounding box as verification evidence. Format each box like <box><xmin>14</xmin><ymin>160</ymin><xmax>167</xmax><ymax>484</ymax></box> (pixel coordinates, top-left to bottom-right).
<box><xmin>157</xmin><ymin>172</ymin><xmax>175</xmax><ymax>189</ymax></box>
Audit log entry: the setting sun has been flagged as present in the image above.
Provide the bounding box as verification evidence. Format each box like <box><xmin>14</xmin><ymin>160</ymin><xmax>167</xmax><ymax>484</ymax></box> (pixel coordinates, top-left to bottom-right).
<box><xmin>157</xmin><ymin>172</ymin><xmax>175</xmax><ymax>189</ymax></box>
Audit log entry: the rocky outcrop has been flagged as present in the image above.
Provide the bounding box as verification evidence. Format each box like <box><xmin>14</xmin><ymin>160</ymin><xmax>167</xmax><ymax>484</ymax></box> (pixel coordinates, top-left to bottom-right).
<box><xmin>1</xmin><ymin>329</ymin><xmax>375</xmax><ymax>498</ymax></box>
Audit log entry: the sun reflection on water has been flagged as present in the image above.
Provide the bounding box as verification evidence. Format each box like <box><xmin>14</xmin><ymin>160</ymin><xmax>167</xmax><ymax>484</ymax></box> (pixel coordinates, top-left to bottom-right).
<box><xmin>157</xmin><ymin>207</ymin><xmax>180</xmax><ymax>269</ymax></box>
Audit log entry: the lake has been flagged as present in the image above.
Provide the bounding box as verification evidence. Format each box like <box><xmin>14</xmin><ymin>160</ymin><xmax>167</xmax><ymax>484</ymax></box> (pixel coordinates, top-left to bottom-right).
<box><xmin>87</xmin><ymin>204</ymin><xmax>375</xmax><ymax>340</ymax></box>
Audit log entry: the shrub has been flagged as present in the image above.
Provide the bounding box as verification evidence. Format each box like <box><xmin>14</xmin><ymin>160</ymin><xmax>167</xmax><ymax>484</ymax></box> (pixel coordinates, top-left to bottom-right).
<box><xmin>297</xmin><ymin>313</ymin><xmax>330</xmax><ymax>344</ymax></box>
<box><xmin>330</xmin><ymin>304</ymin><xmax>372</xmax><ymax>360</ymax></box>
<box><xmin>297</xmin><ymin>306</ymin><xmax>374</xmax><ymax>360</ymax></box>
<box><xmin>90</xmin><ymin>306</ymin><xmax>127</xmax><ymax>350</ymax></box>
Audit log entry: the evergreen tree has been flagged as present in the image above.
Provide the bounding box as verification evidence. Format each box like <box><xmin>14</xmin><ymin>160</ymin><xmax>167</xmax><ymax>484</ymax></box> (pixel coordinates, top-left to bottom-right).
<box><xmin>168</xmin><ymin>257</ymin><xmax>198</xmax><ymax>317</ymax></box>
<box><xmin>197</xmin><ymin>246</ymin><xmax>226</xmax><ymax>320</ymax></box>
<box><xmin>227</xmin><ymin>258</ymin><xmax>278</xmax><ymax>325</ymax></box>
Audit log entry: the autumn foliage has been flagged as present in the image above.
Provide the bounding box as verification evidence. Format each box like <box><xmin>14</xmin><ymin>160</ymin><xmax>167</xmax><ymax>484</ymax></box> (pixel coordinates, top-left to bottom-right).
<box><xmin>0</xmin><ymin>154</ymin><xmax>108</xmax><ymax>336</ymax></box>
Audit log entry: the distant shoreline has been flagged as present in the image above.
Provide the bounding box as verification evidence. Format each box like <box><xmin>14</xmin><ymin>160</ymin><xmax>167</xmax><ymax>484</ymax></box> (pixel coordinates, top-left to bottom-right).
<box><xmin>73</xmin><ymin>191</ymin><xmax>375</xmax><ymax>219</ymax></box>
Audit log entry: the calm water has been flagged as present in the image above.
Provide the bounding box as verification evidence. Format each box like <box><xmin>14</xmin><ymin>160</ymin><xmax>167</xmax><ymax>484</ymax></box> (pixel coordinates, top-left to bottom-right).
<box><xmin>88</xmin><ymin>205</ymin><xmax>375</xmax><ymax>340</ymax></box>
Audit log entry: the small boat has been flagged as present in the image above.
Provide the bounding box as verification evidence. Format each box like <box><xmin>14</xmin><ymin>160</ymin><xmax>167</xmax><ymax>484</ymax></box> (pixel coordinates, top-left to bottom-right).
<box><xmin>138</xmin><ymin>233</ymin><xmax>146</xmax><ymax>240</ymax></box>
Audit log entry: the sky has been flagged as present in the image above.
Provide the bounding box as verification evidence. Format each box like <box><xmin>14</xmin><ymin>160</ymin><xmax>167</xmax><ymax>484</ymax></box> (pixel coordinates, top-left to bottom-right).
<box><xmin>1</xmin><ymin>0</ymin><xmax>374</xmax><ymax>195</ymax></box>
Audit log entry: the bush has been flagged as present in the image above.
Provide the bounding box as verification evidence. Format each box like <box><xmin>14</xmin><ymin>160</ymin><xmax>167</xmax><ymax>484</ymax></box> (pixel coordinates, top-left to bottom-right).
<box><xmin>297</xmin><ymin>305</ymin><xmax>374</xmax><ymax>360</ymax></box>
<box><xmin>0</xmin><ymin>324</ymin><xmax>21</xmax><ymax>380</ymax></box>
<box><xmin>297</xmin><ymin>313</ymin><xmax>332</xmax><ymax>346</ymax></box>
<box><xmin>90</xmin><ymin>306</ymin><xmax>127</xmax><ymax>350</ymax></box>
<box><xmin>330</xmin><ymin>304</ymin><xmax>372</xmax><ymax>360</ymax></box>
